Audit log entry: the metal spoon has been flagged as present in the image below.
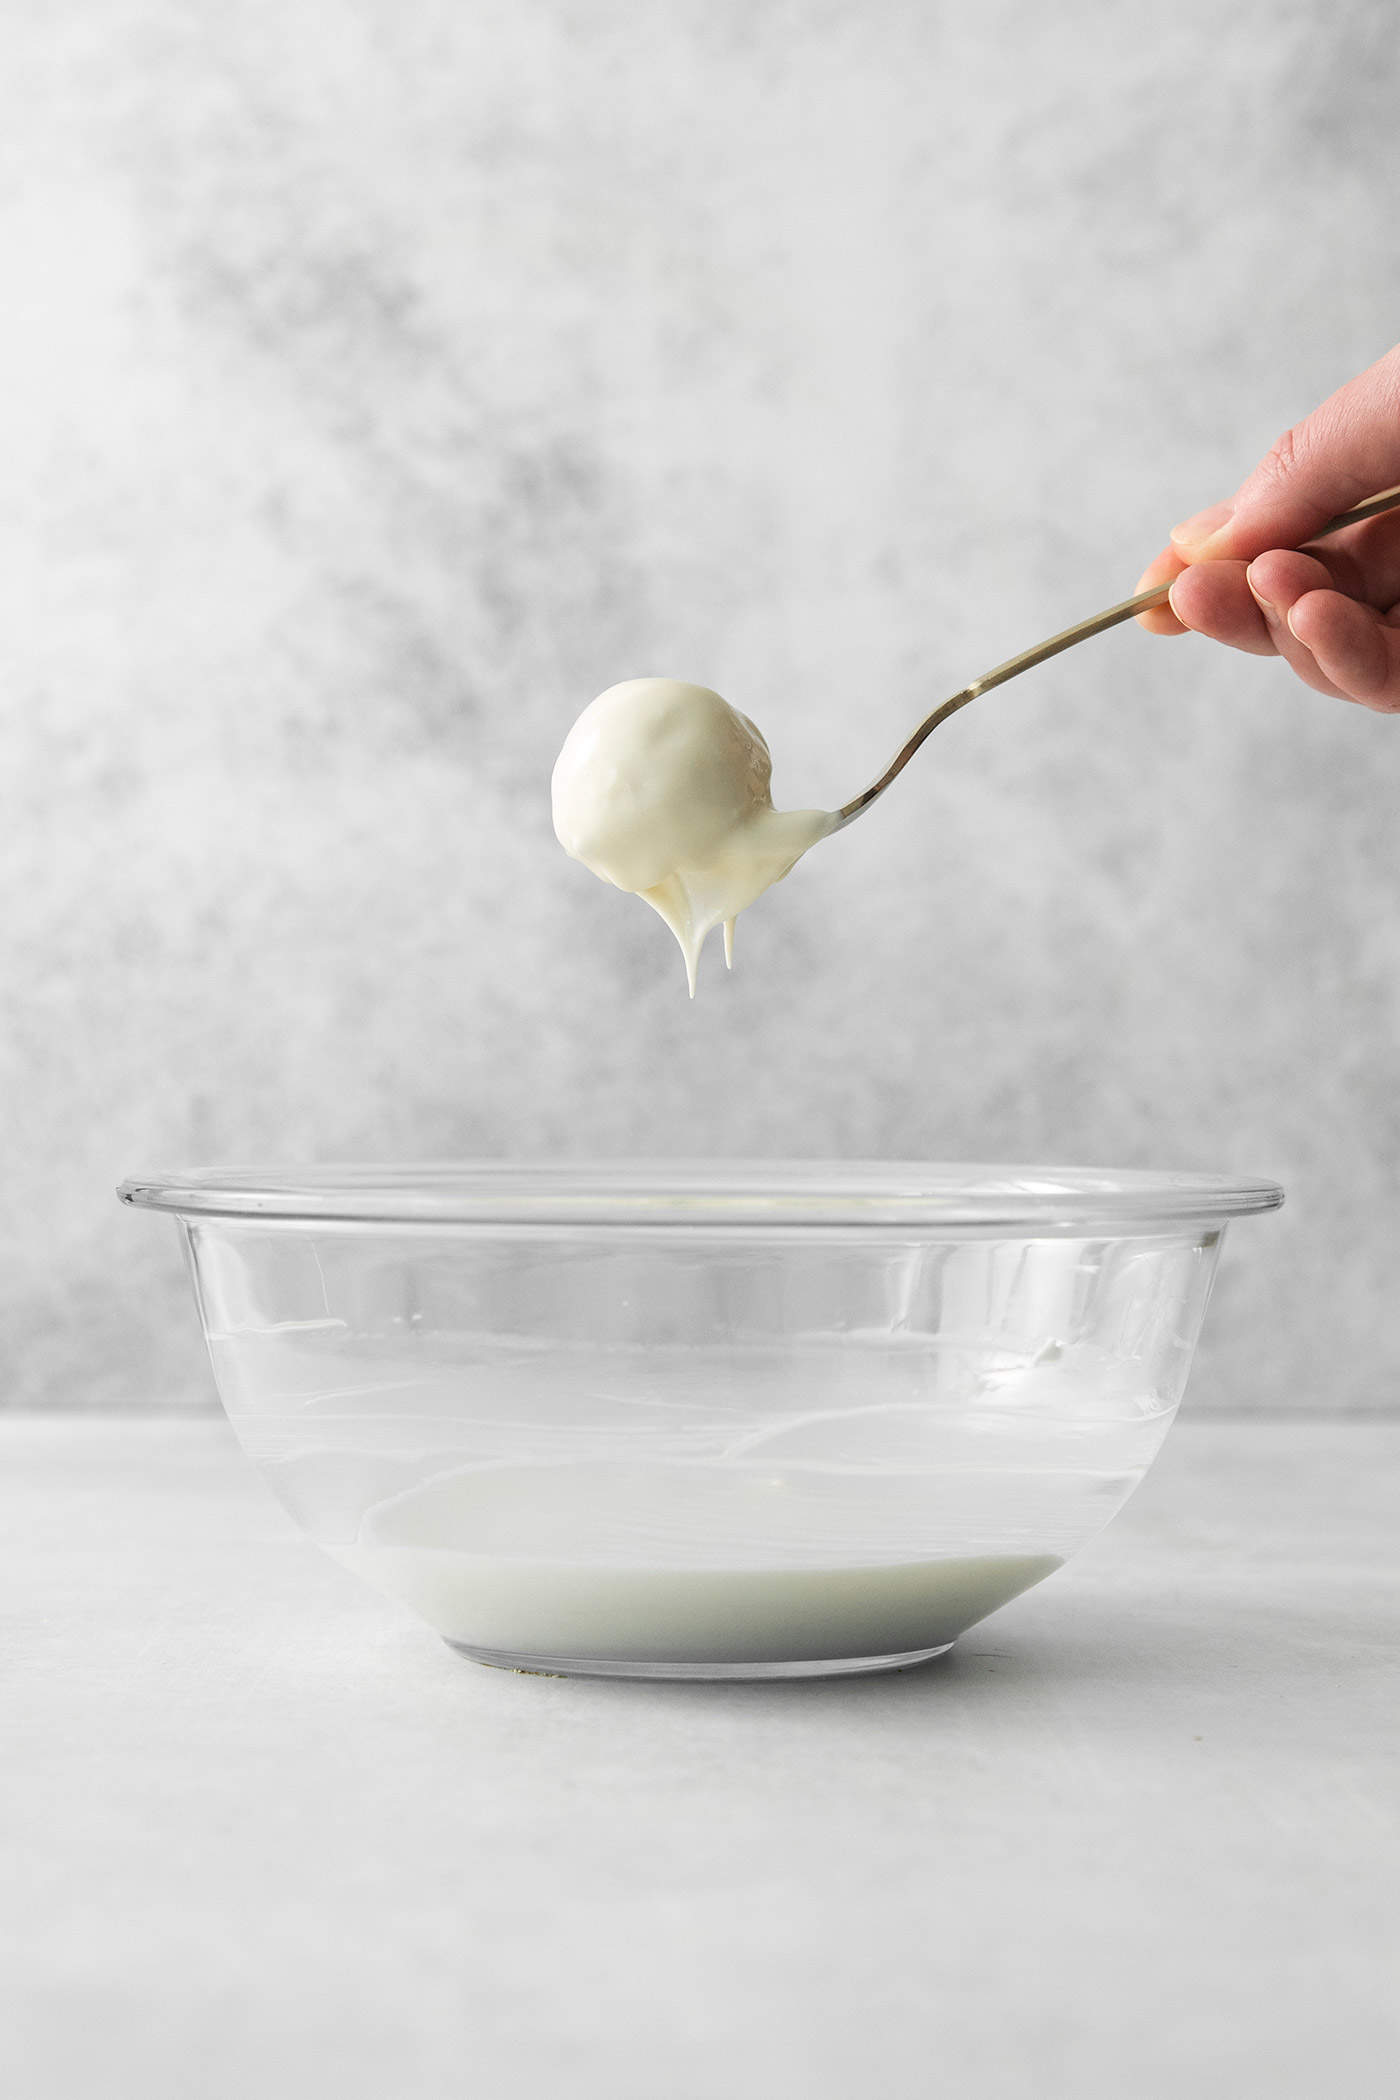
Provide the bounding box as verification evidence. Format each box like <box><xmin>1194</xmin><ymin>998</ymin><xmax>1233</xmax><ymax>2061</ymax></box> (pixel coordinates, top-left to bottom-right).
<box><xmin>834</xmin><ymin>483</ymin><xmax>1400</xmax><ymax>827</ymax></box>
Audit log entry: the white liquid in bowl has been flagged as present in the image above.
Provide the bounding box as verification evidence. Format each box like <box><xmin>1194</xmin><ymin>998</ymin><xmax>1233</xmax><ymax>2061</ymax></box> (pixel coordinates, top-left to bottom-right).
<box><xmin>338</xmin><ymin>1462</ymin><xmax>1061</xmax><ymax>1669</ymax></box>
<box><xmin>230</xmin><ymin>1323</ymin><xmax>1178</xmax><ymax>1676</ymax></box>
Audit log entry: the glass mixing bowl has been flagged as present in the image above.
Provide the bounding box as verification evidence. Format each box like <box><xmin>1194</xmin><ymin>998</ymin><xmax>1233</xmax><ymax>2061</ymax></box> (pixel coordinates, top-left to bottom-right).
<box><xmin>119</xmin><ymin>1162</ymin><xmax>1282</xmax><ymax>1680</ymax></box>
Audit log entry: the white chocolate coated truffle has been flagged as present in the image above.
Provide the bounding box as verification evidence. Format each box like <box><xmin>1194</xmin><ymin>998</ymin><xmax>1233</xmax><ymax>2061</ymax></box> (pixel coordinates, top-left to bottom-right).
<box><xmin>552</xmin><ymin>678</ymin><xmax>834</xmax><ymax>995</ymax></box>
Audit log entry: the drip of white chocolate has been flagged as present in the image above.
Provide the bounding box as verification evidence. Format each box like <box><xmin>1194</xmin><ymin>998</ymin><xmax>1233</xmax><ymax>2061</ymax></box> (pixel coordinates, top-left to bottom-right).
<box><xmin>551</xmin><ymin>678</ymin><xmax>835</xmax><ymax>995</ymax></box>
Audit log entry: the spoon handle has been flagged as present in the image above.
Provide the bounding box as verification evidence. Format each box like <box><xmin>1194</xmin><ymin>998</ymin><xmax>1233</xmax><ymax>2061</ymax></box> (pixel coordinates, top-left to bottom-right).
<box><xmin>837</xmin><ymin>481</ymin><xmax>1400</xmax><ymax>825</ymax></box>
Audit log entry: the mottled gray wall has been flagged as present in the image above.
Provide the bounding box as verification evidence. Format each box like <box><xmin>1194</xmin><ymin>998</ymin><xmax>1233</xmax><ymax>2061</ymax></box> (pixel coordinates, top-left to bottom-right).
<box><xmin>6</xmin><ymin>1</ymin><xmax>1399</xmax><ymax>1411</ymax></box>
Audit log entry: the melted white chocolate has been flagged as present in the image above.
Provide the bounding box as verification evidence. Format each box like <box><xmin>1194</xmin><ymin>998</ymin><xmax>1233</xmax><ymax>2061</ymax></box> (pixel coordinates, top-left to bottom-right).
<box><xmin>551</xmin><ymin>678</ymin><xmax>836</xmax><ymax>994</ymax></box>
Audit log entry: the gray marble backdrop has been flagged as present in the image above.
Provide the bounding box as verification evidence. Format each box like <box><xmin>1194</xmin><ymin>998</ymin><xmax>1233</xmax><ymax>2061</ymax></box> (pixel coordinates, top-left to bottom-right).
<box><xmin>6</xmin><ymin>1</ymin><xmax>1399</xmax><ymax>1410</ymax></box>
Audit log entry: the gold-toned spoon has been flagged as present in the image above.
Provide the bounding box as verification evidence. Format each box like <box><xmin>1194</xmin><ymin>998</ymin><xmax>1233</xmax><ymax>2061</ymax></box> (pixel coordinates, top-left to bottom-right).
<box><xmin>834</xmin><ymin>483</ymin><xmax>1400</xmax><ymax>827</ymax></box>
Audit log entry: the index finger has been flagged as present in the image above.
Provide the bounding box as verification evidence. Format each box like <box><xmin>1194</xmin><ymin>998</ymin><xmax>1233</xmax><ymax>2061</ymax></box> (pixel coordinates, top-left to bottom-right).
<box><xmin>1132</xmin><ymin>544</ymin><xmax>1190</xmax><ymax>633</ymax></box>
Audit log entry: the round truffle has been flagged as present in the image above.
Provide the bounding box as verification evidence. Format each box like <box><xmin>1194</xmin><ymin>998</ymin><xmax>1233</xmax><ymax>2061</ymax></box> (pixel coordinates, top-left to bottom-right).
<box><xmin>551</xmin><ymin>679</ymin><xmax>773</xmax><ymax>893</ymax></box>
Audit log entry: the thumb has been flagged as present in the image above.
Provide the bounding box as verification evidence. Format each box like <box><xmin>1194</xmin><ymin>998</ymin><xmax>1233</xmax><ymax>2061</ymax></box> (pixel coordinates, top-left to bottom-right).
<box><xmin>1170</xmin><ymin>343</ymin><xmax>1400</xmax><ymax>565</ymax></box>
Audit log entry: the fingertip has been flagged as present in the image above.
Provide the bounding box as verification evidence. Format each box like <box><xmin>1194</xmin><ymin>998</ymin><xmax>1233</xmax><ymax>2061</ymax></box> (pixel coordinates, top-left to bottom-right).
<box><xmin>1284</xmin><ymin>588</ymin><xmax>1342</xmax><ymax>650</ymax></box>
<box><xmin>1136</xmin><ymin>601</ymin><xmax>1189</xmax><ymax>636</ymax></box>
<box><xmin>1163</xmin><ymin>565</ymin><xmax>1213</xmax><ymax>633</ymax></box>
<box><xmin>1169</xmin><ymin>500</ymin><xmax>1235</xmax><ymax>553</ymax></box>
<box><xmin>1247</xmin><ymin>548</ymin><xmax>1335</xmax><ymax>614</ymax></box>
<box><xmin>1165</xmin><ymin>558</ymin><xmax>1276</xmax><ymax>655</ymax></box>
<box><xmin>1285</xmin><ymin>588</ymin><xmax>1400</xmax><ymax>709</ymax></box>
<box><xmin>1134</xmin><ymin>547</ymin><xmax>1188</xmax><ymax>634</ymax></box>
<box><xmin>1163</xmin><ymin>571</ymin><xmax>1216</xmax><ymax>634</ymax></box>
<box><xmin>1284</xmin><ymin>596</ymin><xmax>1314</xmax><ymax>645</ymax></box>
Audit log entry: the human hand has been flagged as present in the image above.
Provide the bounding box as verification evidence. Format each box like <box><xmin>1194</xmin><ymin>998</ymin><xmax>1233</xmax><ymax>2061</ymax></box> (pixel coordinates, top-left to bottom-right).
<box><xmin>1135</xmin><ymin>344</ymin><xmax>1400</xmax><ymax>712</ymax></box>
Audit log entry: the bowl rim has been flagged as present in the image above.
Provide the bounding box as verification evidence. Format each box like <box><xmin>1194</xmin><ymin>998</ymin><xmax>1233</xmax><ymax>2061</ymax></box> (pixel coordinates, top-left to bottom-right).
<box><xmin>117</xmin><ymin>1160</ymin><xmax>1285</xmax><ymax>1232</ymax></box>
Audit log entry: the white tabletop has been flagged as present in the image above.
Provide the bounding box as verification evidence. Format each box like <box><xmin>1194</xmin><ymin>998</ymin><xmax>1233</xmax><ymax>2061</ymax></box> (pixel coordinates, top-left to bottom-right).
<box><xmin>3</xmin><ymin>1414</ymin><xmax>1396</xmax><ymax>2100</ymax></box>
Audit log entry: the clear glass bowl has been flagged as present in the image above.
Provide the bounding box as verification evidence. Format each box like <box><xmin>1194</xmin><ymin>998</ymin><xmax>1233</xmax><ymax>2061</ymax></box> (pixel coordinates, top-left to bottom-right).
<box><xmin>120</xmin><ymin>1162</ymin><xmax>1282</xmax><ymax>1680</ymax></box>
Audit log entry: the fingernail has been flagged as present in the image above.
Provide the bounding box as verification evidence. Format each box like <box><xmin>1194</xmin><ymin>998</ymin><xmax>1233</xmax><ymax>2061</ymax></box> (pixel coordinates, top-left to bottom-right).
<box><xmin>1170</xmin><ymin>501</ymin><xmax>1235</xmax><ymax>551</ymax></box>
<box><xmin>1285</xmin><ymin>605</ymin><xmax>1304</xmax><ymax>641</ymax></box>
<box><xmin>1245</xmin><ymin>562</ymin><xmax>1277</xmax><ymax>617</ymax></box>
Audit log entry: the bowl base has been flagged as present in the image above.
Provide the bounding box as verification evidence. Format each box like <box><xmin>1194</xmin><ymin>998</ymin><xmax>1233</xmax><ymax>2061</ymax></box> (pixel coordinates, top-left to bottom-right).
<box><xmin>445</xmin><ymin>1640</ymin><xmax>955</xmax><ymax>1681</ymax></box>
